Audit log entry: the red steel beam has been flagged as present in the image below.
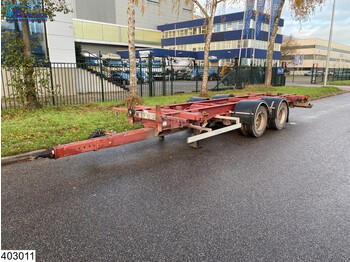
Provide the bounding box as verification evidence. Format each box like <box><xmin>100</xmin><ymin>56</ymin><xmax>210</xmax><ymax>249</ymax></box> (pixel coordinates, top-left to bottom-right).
<box><xmin>51</xmin><ymin>128</ymin><xmax>158</xmax><ymax>159</ymax></box>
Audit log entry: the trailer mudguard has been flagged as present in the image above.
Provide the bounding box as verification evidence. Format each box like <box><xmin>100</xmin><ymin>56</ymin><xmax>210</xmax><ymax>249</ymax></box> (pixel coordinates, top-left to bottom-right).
<box><xmin>187</xmin><ymin>97</ymin><xmax>210</xmax><ymax>102</ymax></box>
<box><xmin>232</xmin><ymin>100</ymin><xmax>269</xmax><ymax>125</ymax></box>
<box><xmin>260</xmin><ymin>96</ymin><xmax>289</xmax><ymax>122</ymax></box>
<box><xmin>212</xmin><ymin>94</ymin><xmax>235</xmax><ymax>99</ymax></box>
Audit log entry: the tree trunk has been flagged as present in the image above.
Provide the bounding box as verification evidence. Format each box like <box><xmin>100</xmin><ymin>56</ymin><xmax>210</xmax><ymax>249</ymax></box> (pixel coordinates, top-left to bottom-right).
<box><xmin>264</xmin><ymin>0</ymin><xmax>285</xmax><ymax>86</ymax></box>
<box><xmin>21</xmin><ymin>20</ymin><xmax>41</xmax><ymax>109</ymax></box>
<box><xmin>199</xmin><ymin>2</ymin><xmax>217</xmax><ymax>97</ymax></box>
<box><xmin>127</xmin><ymin>0</ymin><xmax>140</xmax><ymax>107</ymax></box>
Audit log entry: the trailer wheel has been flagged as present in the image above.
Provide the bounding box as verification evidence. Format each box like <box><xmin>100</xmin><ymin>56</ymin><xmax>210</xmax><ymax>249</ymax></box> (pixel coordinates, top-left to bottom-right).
<box><xmin>238</xmin><ymin>124</ymin><xmax>250</xmax><ymax>136</ymax></box>
<box><xmin>270</xmin><ymin>101</ymin><xmax>288</xmax><ymax>130</ymax></box>
<box><xmin>223</xmin><ymin>79</ymin><xmax>229</xmax><ymax>86</ymax></box>
<box><xmin>248</xmin><ymin>105</ymin><xmax>268</xmax><ymax>137</ymax></box>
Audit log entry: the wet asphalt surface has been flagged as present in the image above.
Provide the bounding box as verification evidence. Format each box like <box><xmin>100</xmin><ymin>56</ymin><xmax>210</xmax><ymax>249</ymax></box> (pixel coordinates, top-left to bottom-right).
<box><xmin>2</xmin><ymin>93</ymin><xmax>350</xmax><ymax>262</ymax></box>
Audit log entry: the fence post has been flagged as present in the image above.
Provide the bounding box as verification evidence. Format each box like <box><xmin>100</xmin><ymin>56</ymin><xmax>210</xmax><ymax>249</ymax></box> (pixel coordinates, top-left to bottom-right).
<box><xmin>216</xmin><ymin>67</ymin><xmax>220</xmax><ymax>91</ymax></box>
<box><xmin>195</xmin><ymin>64</ymin><xmax>199</xmax><ymax>93</ymax></box>
<box><xmin>139</xmin><ymin>59</ymin><xmax>143</xmax><ymax>97</ymax></box>
<box><xmin>162</xmin><ymin>56</ymin><xmax>166</xmax><ymax>96</ymax></box>
<box><xmin>148</xmin><ymin>54</ymin><xmax>153</xmax><ymax>97</ymax></box>
<box><xmin>99</xmin><ymin>52</ymin><xmax>105</xmax><ymax>102</ymax></box>
<box><xmin>250</xmin><ymin>65</ymin><xmax>253</xmax><ymax>85</ymax></box>
<box><xmin>321</xmin><ymin>69</ymin><xmax>324</xmax><ymax>83</ymax></box>
<box><xmin>170</xmin><ymin>62</ymin><xmax>174</xmax><ymax>95</ymax></box>
<box><xmin>235</xmin><ymin>65</ymin><xmax>239</xmax><ymax>89</ymax></box>
<box><xmin>49</xmin><ymin>61</ymin><xmax>55</xmax><ymax>105</ymax></box>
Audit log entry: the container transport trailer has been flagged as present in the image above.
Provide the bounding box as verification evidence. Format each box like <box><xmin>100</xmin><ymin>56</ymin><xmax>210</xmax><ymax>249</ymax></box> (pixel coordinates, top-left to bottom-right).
<box><xmin>43</xmin><ymin>93</ymin><xmax>312</xmax><ymax>159</ymax></box>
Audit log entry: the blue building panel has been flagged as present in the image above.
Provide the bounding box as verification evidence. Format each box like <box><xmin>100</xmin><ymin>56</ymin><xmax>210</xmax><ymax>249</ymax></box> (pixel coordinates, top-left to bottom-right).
<box><xmin>253</xmin><ymin>30</ymin><xmax>283</xmax><ymax>43</ymax></box>
<box><xmin>117</xmin><ymin>48</ymin><xmax>198</xmax><ymax>59</ymax></box>
<box><xmin>254</xmin><ymin>49</ymin><xmax>281</xmax><ymax>60</ymax></box>
<box><xmin>157</xmin><ymin>12</ymin><xmax>245</xmax><ymax>31</ymax></box>
<box><xmin>161</xmin><ymin>30</ymin><xmax>283</xmax><ymax>47</ymax></box>
<box><xmin>157</xmin><ymin>12</ymin><xmax>284</xmax><ymax>31</ymax></box>
<box><xmin>161</xmin><ymin>38</ymin><xmax>175</xmax><ymax>46</ymax></box>
<box><xmin>194</xmin><ymin>49</ymin><xmax>281</xmax><ymax>61</ymax></box>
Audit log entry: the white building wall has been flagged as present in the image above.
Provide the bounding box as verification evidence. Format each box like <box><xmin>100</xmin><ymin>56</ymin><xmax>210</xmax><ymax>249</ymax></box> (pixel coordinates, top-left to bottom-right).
<box><xmin>46</xmin><ymin>0</ymin><xmax>76</xmax><ymax>63</ymax></box>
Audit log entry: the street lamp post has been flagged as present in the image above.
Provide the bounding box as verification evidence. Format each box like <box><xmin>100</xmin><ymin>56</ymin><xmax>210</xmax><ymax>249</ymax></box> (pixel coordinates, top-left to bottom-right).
<box><xmin>324</xmin><ymin>0</ymin><xmax>336</xmax><ymax>86</ymax></box>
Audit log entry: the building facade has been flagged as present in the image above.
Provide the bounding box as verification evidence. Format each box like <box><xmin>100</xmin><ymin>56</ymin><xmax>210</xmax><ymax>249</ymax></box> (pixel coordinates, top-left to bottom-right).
<box><xmin>283</xmin><ymin>38</ymin><xmax>350</xmax><ymax>73</ymax></box>
<box><xmin>1</xmin><ymin>0</ymin><xmax>192</xmax><ymax>63</ymax></box>
<box><xmin>72</xmin><ymin>0</ymin><xmax>192</xmax><ymax>55</ymax></box>
<box><xmin>157</xmin><ymin>12</ymin><xmax>284</xmax><ymax>66</ymax></box>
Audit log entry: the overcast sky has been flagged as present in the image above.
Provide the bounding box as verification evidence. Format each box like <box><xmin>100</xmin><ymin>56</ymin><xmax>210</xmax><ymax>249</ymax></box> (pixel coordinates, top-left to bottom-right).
<box><xmin>214</xmin><ymin>0</ymin><xmax>350</xmax><ymax>46</ymax></box>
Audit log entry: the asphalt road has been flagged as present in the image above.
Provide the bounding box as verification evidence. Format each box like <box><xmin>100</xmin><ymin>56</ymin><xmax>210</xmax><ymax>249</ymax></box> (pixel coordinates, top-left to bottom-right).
<box><xmin>2</xmin><ymin>93</ymin><xmax>350</xmax><ymax>262</ymax></box>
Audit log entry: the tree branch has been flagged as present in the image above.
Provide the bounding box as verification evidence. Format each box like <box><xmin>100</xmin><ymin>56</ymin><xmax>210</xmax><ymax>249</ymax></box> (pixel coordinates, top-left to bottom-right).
<box><xmin>192</xmin><ymin>0</ymin><xmax>209</xmax><ymax>19</ymax></box>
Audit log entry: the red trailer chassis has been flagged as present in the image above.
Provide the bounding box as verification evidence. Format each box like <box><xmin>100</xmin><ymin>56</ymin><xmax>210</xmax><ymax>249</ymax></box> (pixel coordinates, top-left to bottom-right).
<box><xmin>48</xmin><ymin>93</ymin><xmax>312</xmax><ymax>159</ymax></box>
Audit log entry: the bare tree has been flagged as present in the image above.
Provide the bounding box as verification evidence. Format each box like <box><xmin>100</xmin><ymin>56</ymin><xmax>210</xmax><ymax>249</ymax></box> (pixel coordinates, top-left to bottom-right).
<box><xmin>281</xmin><ymin>34</ymin><xmax>296</xmax><ymax>61</ymax></box>
<box><xmin>265</xmin><ymin>0</ymin><xmax>325</xmax><ymax>86</ymax></box>
<box><xmin>127</xmin><ymin>0</ymin><xmax>139</xmax><ymax>106</ymax></box>
<box><xmin>264</xmin><ymin>0</ymin><xmax>285</xmax><ymax>86</ymax></box>
<box><xmin>173</xmin><ymin>0</ymin><xmax>232</xmax><ymax>97</ymax></box>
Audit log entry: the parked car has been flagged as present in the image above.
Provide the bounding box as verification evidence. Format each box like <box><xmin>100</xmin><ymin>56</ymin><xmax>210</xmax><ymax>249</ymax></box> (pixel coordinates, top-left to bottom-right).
<box><xmin>186</xmin><ymin>69</ymin><xmax>218</xmax><ymax>81</ymax></box>
<box><xmin>125</xmin><ymin>70</ymin><xmax>149</xmax><ymax>83</ymax></box>
<box><xmin>304</xmin><ymin>70</ymin><xmax>323</xmax><ymax>76</ymax></box>
<box><xmin>221</xmin><ymin>69</ymin><xmax>258</xmax><ymax>87</ymax></box>
<box><xmin>175</xmin><ymin>69</ymin><xmax>188</xmax><ymax>80</ymax></box>
<box><xmin>108</xmin><ymin>71</ymin><xmax>130</xmax><ymax>85</ymax></box>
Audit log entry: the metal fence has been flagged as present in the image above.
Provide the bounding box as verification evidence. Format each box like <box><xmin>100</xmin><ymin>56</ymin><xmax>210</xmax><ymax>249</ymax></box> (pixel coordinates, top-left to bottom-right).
<box><xmin>309</xmin><ymin>66</ymin><xmax>350</xmax><ymax>84</ymax></box>
<box><xmin>1</xmin><ymin>60</ymin><xmax>285</xmax><ymax>110</ymax></box>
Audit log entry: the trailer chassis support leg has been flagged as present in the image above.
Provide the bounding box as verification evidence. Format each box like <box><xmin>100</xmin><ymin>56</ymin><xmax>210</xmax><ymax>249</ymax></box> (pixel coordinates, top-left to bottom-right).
<box><xmin>190</xmin><ymin>129</ymin><xmax>201</xmax><ymax>149</ymax></box>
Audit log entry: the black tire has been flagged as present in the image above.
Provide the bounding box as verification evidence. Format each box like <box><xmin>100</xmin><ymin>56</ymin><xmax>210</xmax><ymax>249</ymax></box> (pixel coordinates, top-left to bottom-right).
<box><xmin>248</xmin><ymin>106</ymin><xmax>268</xmax><ymax>138</ymax></box>
<box><xmin>237</xmin><ymin>124</ymin><xmax>250</xmax><ymax>136</ymax></box>
<box><xmin>223</xmin><ymin>79</ymin><xmax>229</xmax><ymax>86</ymax></box>
<box><xmin>208</xmin><ymin>75</ymin><xmax>213</xmax><ymax>81</ymax></box>
<box><xmin>270</xmin><ymin>101</ymin><xmax>288</xmax><ymax>130</ymax></box>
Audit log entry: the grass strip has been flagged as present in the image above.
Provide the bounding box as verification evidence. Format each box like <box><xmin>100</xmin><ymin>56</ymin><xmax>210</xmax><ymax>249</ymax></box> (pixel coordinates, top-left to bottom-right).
<box><xmin>327</xmin><ymin>80</ymin><xmax>350</xmax><ymax>86</ymax></box>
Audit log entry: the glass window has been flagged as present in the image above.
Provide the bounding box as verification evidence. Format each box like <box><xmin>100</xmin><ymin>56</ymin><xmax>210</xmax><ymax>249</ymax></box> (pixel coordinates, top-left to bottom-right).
<box><xmin>221</xmin><ymin>23</ymin><xmax>227</xmax><ymax>31</ymax></box>
<box><xmin>231</xmin><ymin>41</ymin><xmax>237</xmax><ymax>49</ymax></box>
<box><xmin>232</xmin><ymin>22</ymin><xmax>238</xmax><ymax>30</ymax></box>
<box><xmin>192</xmin><ymin>27</ymin><xmax>198</xmax><ymax>35</ymax></box>
<box><xmin>226</xmin><ymin>22</ymin><xmax>233</xmax><ymax>31</ymax></box>
<box><xmin>238</xmin><ymin>21</ymin><xmax>243</xmax><ymax>30</ymax></box>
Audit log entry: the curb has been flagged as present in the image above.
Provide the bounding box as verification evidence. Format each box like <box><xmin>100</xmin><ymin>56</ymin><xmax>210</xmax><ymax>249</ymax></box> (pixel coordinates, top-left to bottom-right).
<box><xmin>310</xmin><ymin>91</ymin><xmax>349</xmax><ymax>101</ymax></box>
<box><xmin>2</xmin><ymin>149</ymin><xmax>49</xmax><ymax>166</ymax></box>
